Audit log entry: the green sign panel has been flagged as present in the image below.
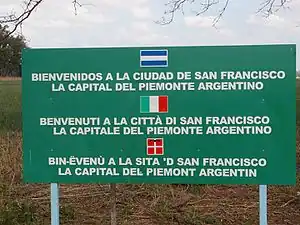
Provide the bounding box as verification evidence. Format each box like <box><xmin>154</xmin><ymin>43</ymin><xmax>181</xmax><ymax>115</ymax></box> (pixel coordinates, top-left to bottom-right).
<box><xmin>22</xmin><ymin>44</ymin><xmax>296</xmax><ymax>185</ymax></box>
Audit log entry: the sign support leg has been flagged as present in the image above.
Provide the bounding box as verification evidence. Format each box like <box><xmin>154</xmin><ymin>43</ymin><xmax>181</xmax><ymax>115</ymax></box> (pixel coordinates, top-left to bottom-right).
<box><xmin>51</xmin><ymin>183</ymin><xmax>59</xmax><ymax>225</ymax></box>
<box><xmin>259</xmin><ymin>185</ymin><xmax>267</xmax><ymax>225</ymax></box>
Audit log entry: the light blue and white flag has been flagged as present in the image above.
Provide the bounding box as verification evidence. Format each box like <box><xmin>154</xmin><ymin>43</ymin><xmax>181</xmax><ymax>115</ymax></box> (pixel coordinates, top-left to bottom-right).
<box><xmin>140</xmin><ymin>49</ymin><xmax>168</xmax><ymax>67</ymax></box>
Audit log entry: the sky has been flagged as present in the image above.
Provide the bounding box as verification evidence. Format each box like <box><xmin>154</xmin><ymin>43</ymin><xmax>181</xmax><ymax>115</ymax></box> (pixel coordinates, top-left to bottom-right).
<box><xmin>1</xmin><ymin>0</ymin><xmax>300</xmax><ymax>69</ymax></box>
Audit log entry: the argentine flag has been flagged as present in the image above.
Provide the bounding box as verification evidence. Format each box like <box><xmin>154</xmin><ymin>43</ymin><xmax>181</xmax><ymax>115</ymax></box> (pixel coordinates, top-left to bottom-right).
<box><xmin>140</xmin><ymin>49</ymin><xmax>168</xmax><ymax>67</ymax></box>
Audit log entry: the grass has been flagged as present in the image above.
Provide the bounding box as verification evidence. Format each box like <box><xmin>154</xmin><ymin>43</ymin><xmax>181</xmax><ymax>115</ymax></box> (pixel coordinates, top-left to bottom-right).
<box><xmin>0</xmin><ymin>80</ymin><xmax>22</xmax><ymax>133</ymax></box>
<box><xmin>0</xmin><ymin>77</ymin><xmax>299</xmax><ymax>224</ymax></box>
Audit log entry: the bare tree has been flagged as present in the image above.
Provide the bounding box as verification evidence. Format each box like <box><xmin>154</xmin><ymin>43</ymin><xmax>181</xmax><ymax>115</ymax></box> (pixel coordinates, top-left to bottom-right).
<box><xmin>0</xmin><ymin>0</ymin><xmax>294</xmax><ymax>40</ymax></box>
<box><xmin>0</xmin><ymin>0</ymin><xmax>43</xmax><ymax>40</ymax></box>
<box><xmin>0</xmin><ymin>0</ymin><xmax>96</xmax><ymax>41</ymax></box>
<box><xmin>156</xmin><ymin>0</ymin><xmax>292</xmax><ymax>26</ymax></box>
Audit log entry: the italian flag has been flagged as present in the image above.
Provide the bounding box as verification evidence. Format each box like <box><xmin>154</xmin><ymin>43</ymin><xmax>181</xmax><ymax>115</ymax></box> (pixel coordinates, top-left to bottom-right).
<box><xmin>140</xmin><ymin>96</ymin><xmax>168</xmax><ymax>113</ymax></box>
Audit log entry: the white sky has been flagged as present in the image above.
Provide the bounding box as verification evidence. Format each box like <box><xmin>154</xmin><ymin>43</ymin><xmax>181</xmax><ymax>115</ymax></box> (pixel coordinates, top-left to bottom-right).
<box><xmin>1</xmin><ymin>0</ymin><xmax>300</xmax><ymax>69</ymax></box>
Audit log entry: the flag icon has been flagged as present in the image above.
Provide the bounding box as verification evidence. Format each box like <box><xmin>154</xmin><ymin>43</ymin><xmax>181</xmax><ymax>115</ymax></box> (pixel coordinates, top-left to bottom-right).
<box><xmin>140</xmin><ymin>49</ymin><xmax>168</xmax><ymax>67</ymax></box>
<box><xmin>147</xmin><ymin>138</ymin><xmax>164</xmax><ymax>155</ymax></box>
<box><xmin>140</xmin><ymin>96</ymin><xmax>168</xmax><ymax>113</ymax></box>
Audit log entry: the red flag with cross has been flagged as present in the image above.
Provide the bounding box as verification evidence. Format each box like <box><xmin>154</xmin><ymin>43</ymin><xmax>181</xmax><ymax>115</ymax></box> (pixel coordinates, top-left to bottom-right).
<box><xmin>146</xmin><ymin>138</ymin><xmax>164</xmax><ymax>155</ymax></box>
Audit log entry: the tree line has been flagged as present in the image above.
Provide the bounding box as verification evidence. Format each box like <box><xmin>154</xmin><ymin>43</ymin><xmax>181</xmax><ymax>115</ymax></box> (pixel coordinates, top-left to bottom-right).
<box><xmin>0</xmin><ymin>24</ymin><xmax>27</xmax><ymax>77</ymax></box>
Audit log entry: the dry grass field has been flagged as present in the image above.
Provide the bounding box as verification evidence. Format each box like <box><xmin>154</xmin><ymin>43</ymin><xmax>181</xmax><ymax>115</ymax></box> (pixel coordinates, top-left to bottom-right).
<box><xmin>0</xmin><ymin>78</ymin><xmax>299</xmax><ymax>225</ymax></box>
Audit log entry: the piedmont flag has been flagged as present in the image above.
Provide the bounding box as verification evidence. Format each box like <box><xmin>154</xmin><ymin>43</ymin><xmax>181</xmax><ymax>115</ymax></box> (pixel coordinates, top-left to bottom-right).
<box><xmin>147</xmin><ymin>138</ymin><xmax>164</xmax><ymax>155</ymax></box>
<box><xmin>140</xmin><ymin>49</ymin><xmax>168</xmax><ymax>67</ymax></box>
<box><xmin>140</xmin><ymin>96</ymin><xmax>168</xmax><ymax>113</ymax></box>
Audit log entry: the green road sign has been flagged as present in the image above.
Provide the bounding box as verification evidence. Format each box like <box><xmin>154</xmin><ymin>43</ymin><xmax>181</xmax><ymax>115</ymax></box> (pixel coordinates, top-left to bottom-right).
<box><xmin>22</xmin><ymin>44</ymin><xmax>296</xmax><ymax>185</ymax></box>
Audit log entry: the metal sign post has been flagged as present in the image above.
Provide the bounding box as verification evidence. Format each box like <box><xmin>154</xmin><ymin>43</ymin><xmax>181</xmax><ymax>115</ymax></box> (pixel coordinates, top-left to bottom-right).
<box><xmin>51</xmin><ymin>183</ymin><xmax>59</xmax><ymax>225</ymax></box>
<box><xmin>259</xmin><ymin>185</ymin><xmax>267</xmax><ymax>225</ymax></box>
